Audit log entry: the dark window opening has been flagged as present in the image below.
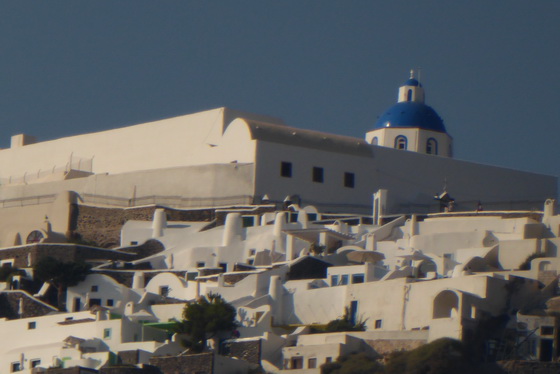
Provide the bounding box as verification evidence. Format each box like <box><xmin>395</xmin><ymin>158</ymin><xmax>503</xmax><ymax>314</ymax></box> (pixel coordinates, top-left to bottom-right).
<box><xmin>344</xmin><ymin>172</ymin><xmax>355</xmax><ymax>188</ymax></box>
<box><xmin>91</xmin><ymin>285</ymin><xmax>98</xmax><ymax>292</ymax></box>
<box><xmin>281</xmin><ymin>162</ymin><xmax>292</xmax><ymax>177</ymax></box>
<box><xmin>291</xmin><ymin>357</ymin><xmax>303</xmax><ymax>369</ymax></box>
<box><xmin>90</xmin><ymin>298</ymin><xmax>102</xmax><ymax>307</ymax></box>
<box><xmin>308</xmin><ymin>358</ymin><xmax>317</xmax><ymax>369</ymax></box>
<box><xmin>352</xmin><ymin>274</ymin><xmax>365</xmax><ymax>284</ymax></box>
<box><xmin>541</xmin><ymin>326</ymin><xmax>554</xmax><ymax>335</ymax></box>
<box><xmin>426</xmin><ymin>138</ymin><xmax>438</xmax><ymax>155</ymax></box>
<box><xmin>11</xmin><ymin>362</ymin><xmax>21</xmax><ymax>373</ymax></box>
<box><xmin>350</xmin><ymin>301</ymin><xmax>358</xmax><ymax>325</ymax></box>
<box><xmin>106</xmin><ymin>299</ymin><xmax>114</xmax><ymax>307</ymax></box>
<box><xmin>375</xmin><ymin>319</ymin><xmax>382</xmax><ymax>329</ymax></box>
<box><xmin>395</xmin><ymin>136</ymin><xmax>408</xmax><ymax>150</ymax></box>
<box><xmin>196</xmin><ymin>262</ymin><xmax>205</xmax><ymax>268</ymax></box>
<box><xmin>312</xmin><ymin>167</ymin><xmax>324</xmax><ymax>183</ymax></box>
<box><xmin>242</xmin><ymin>216</ymin><xmax>255</xmax><ymax>227</ymax></box>
<box><xmin>407</xmin><ymin>89</ymin><xmax>413</xmax><ymax>101</ymax></box>
<box><xmin>73</xmin><ymin>297</ymin><xmax>81</xmax><ymax>312</ymax></box>
<box><xmin>159</xmin><ymin>286</ymin><xmax>169</xmax><ymax>297</ymax></box>
<box><xmin>219</xmin><ymin>262</ymin><xmax>228</xmax><ymax>272</ymax></box>
<box><xmin>28</xmin><ymin>321</ymin><xmax>36</xmax><ymax>329</ymax></box>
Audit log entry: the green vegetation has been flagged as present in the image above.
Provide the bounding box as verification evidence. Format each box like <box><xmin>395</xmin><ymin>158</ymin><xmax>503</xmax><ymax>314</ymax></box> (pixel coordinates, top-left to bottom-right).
<box><xmin>312</xmin><ymin>306</ymin><xmax>366</xmax><ymax>333</ymax></box>
<box><xmin>175</xmin><ymin>293</ymin><xmax>237</xmax><ymax>353</ymax></box>
<box><xmin>322</xmin><ymin>352</ymin><xmax>384</xmax><ymax>374</ymax></box>
<box><xmin>33</xmin><ymin>256</ymin><xmax>91</xmax><ymax>310</ymax></box>
<box><xmin>321</xmin><ymin>338</ymin><xmax>488</xmax><ymax>374</ymax></box>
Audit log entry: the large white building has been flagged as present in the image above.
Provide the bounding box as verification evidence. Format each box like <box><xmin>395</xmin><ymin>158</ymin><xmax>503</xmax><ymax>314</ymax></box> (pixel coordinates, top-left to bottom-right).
<box><xmin>0</xmin><ymin>74</ymin><xmax>555</xmax><ymax>248</ymax></box>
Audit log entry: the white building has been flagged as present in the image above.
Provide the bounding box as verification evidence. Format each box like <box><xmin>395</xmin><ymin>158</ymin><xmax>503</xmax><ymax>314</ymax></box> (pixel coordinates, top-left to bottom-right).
<box><xmin>0</xmin><ymin>74</ymin><xmax>554</xmax><ymax>218</ymax></box>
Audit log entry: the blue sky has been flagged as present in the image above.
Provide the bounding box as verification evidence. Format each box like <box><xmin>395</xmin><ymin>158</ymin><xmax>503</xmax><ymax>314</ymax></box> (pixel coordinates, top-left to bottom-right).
<box><xmin>1</xmin><ymin>1</ymin><xmax>559</xmax><ymax>181</ymax></box>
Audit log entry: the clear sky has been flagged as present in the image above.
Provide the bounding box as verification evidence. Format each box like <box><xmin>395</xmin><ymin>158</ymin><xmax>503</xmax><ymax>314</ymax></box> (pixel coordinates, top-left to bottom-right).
<box><xmin>1</xmin><ymin>1</ymin><xmax>559</xmax><ymax>181</ymax></box>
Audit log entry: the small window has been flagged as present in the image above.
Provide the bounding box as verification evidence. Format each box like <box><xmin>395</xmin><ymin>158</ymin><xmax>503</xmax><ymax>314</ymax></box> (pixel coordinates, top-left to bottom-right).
<box><xmin>371</xmin><ymin>137</ymin><xmax>378</xmax><ymax>145</ymax></box>
<box><xmin>11</xmin><ymin>362</ymin><xmax>21</xmax><ymax>372</ymax></box>
<box><xmin>280</xmin><ymin>162</ymin><xmax>292</xmax><ymax>178</ymax></box>
<box><xmin>291</xmin><ymin>357</ymin><xmax>303</xmax><ymax>369</ymax></box>
<box><xmin>130</xmin><ymin>241</ymin><xmax>138</xmax><ymax>245</ymax></box>
<box><xmin>159</xmin><ymin>286</ymin><xmax>170</xmax><ymax>297</ymax></box>
<box><xmin>30</xmin><ymin>359</ymin><xmax>41</xmax><ymax>368</ymax></box>
<box><xmin>219</xmin><ymin>263</ymin><xmax>227</xmax><ymax>272</ymax></box>
<box><xmin>91</xmin><ymin>285</ymin><xmax>98</xmax><ymax>292</ymax></box>
<box><xmin>426</xmin><ymin>138</ymin><xmax>438</xmax><ymax>155</ymax></box>
<box><xmin>308</xmin><ymin>358</ymin><xmax>317</xmax><ymax>369</ymax></box>
<box><xmin>331</xmin><ymin>275</ymin><xmax>339</xmax><ymax>286</ymax></box>
<box><xmin>106</xmin><ymin>299</ymin><xmax>114</xmax><ymax>307</ymax></box>
<box><xmin>541</xmin><ymin>326</ymin><xmax>554</xmax><ymax>335</ymax></box>
<box><xmin>103</xmin><ymin>328</ymin><xmax>112</xmax><ymax>339</ymax></box>
<box><xmin>242</xmin><ymin>216</ymin><xmax>255</xmax><ymax>227</ymax></box>
<box><xmin>340</xmin><ymin>275</ymin><xmax>349</xmax><ymax>285</ymax></box>
<box><xmin>375</xmin><ymin>319</ymin><xmax>382</xmax><ymax>329</ymax></box>
<box><xmin>344</xmin><ymin>172</ymin><xmax>355</xmax><ymax>188</ymax></box>
<box><xmin>289</xmin><ymin>212</ymin><xmax>298</xmax><ymax>223</ymax></box>
<box><xmin>28</xmin><ymin>321</ymin><xmax>36</xmax><ymax>329</ymax></box>
<box><xmin>307</xmin><ymin>213</ymin><xmax>317</xmax><ymax>221</ymax></box>
<box><xmin>312</xmin><ymin>167</ymin><xmax>324</xmax><ymax>183</ymax></box>
<box><xmin>407</xmin><ymin>89</ymin><xmax>413</xmax><ymax>101</ymax></box>
<box><xmin>248</xmin><ymin>259</ymin><xmax>254</xmax><ymax>265</ymax></box>
<box><xmin>395</xmin><ymin>135</ymin><xmax>407</xmax><ymax>150</ymax></box>
<box><xmin>249</xmin><ymin>249</ymin><xmax>256</xmax><ymax>256</ymax></box>
<box><xmin>352</xmin><ymin>274</ymin><xmax>365</xmax><ymax>284</ymax></box>
<box><xmin>196</xmin><ymin>262</ymin><xmax>205</xmax><ymax>268</ymax></box>
<box><xmin>90</xmin><ymin>298</ymin><xmax>101</xmax><ymax>306</ymax></box>
<box><xmin>325</xmin><ymin>357</ymin><xmax>332</xmax><ymax>363</ymax></box>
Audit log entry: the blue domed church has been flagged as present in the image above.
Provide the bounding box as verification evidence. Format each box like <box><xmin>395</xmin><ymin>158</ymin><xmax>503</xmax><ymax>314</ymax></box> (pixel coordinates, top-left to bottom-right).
<box><xmin>366</xmin><ymin>71</ymin><xmax>453</xmax><ymax>157</ymax></box>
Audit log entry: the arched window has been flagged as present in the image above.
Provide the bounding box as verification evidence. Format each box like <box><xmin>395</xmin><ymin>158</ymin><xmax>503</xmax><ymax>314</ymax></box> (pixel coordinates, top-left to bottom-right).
<box><xmin>433</xmin><ymin>290</ymin><xmax>459</xmax><ymax>319</ymax></box>
<box><xmin>26</xmin><ymin>230</ymin><xmax>45</xmax><ymax>244</ymax></box>
<box><xmin>407</xmin><ymin>89</ymin><xmax>413</xmax><ymax>102</ymax></box>
<box><xmin>394</xmin><ymin>136</ymin><xmax>407</xmax><ymax>150</ymax></box>
<box><xmin>426</xmin><ymin>138</ymin><xmax>438</xmax><ymax>155</ymax></box>
<box><xmin>371</xmin><ymin>137</ymin><xmax>378</xmax><ymax>145</ymax></box>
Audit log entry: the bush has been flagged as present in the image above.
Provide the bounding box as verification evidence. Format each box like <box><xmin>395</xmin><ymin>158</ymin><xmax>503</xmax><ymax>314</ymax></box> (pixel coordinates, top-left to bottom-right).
<box><xmin>321</xmin><ymin>352</ymin><xmax>384</xmax><ymax>374</ymax></box>
<box><xmin>385</xmin><ymin>338</ymin><xmax>476</xmax><ymax>374</ymax></box>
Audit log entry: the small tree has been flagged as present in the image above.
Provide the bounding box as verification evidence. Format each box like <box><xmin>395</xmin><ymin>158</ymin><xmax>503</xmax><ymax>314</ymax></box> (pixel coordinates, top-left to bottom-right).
<box><xmin>176</xmin><ymin>293</ymin><xmax>237</xmax><ymax>353</ymax></box>
<box><xmin>33</xmin><ymin>256</ymin><xmax>91</xmax><ymax>310</ymax></box>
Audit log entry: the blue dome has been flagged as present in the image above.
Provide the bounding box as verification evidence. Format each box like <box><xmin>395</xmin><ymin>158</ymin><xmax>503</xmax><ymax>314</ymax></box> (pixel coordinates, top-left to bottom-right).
<box><xmin>403</xmin><ymin>78</ymin><xmax>421</xmax><ymax>87</ymax></box>
<box><xmin>374</xmin><ymin>101</ymin><xmax>447</xmax><ymax>133</ymax></box>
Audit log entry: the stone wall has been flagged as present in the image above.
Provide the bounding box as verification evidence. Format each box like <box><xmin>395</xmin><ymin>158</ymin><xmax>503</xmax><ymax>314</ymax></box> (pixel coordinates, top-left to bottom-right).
<box><xmin>71</xmin><ymin>205</ymin><xmax>216</xmax><ymax>249</ymax></box>
<box><xmin>498</xmin><ymin>360</ymin><xmax>560</xmax><ymax>374</ymax></box>
<box><xmin>225</xmin><ymin>339</ymin><xmax>262</xmax><ymax>365</ymax></box>
<box><xmin>364</xmin><ymin>339</ymin><xmax>426</xmax><ymax>356</ymax></box>
<box><xmin>149</xmin><ymin>352</ymin><xmax>214</xmax><ymax>374</ymax></box>
<box><xmin>0</xmin><ymin>291</ymin><xmax>57</xmax><ymax>319</ymax></box>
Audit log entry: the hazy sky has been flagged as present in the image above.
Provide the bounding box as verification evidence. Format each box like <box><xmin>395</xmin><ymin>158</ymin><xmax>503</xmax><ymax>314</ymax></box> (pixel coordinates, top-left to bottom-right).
<box><xmin>1</xmin><ymin>1</ymin><xmax>559</xmax><ymax>181</ymax></box>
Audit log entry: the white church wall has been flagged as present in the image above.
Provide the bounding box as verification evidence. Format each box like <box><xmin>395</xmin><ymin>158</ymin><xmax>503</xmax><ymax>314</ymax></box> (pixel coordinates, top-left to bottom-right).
<box><xmin>0</xmin><ymin>108</ymin><xmax>263</xmax><ymax>180</ymax></box>
<box><xmin>254</xmin><ymin>135</ymin><xmax>556</xmax><ymax>215</ymax></box>
<box><xmin>0</xmin><ymin>163</ymin><xmax>256</xmax><ymax>209</ymax></box>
